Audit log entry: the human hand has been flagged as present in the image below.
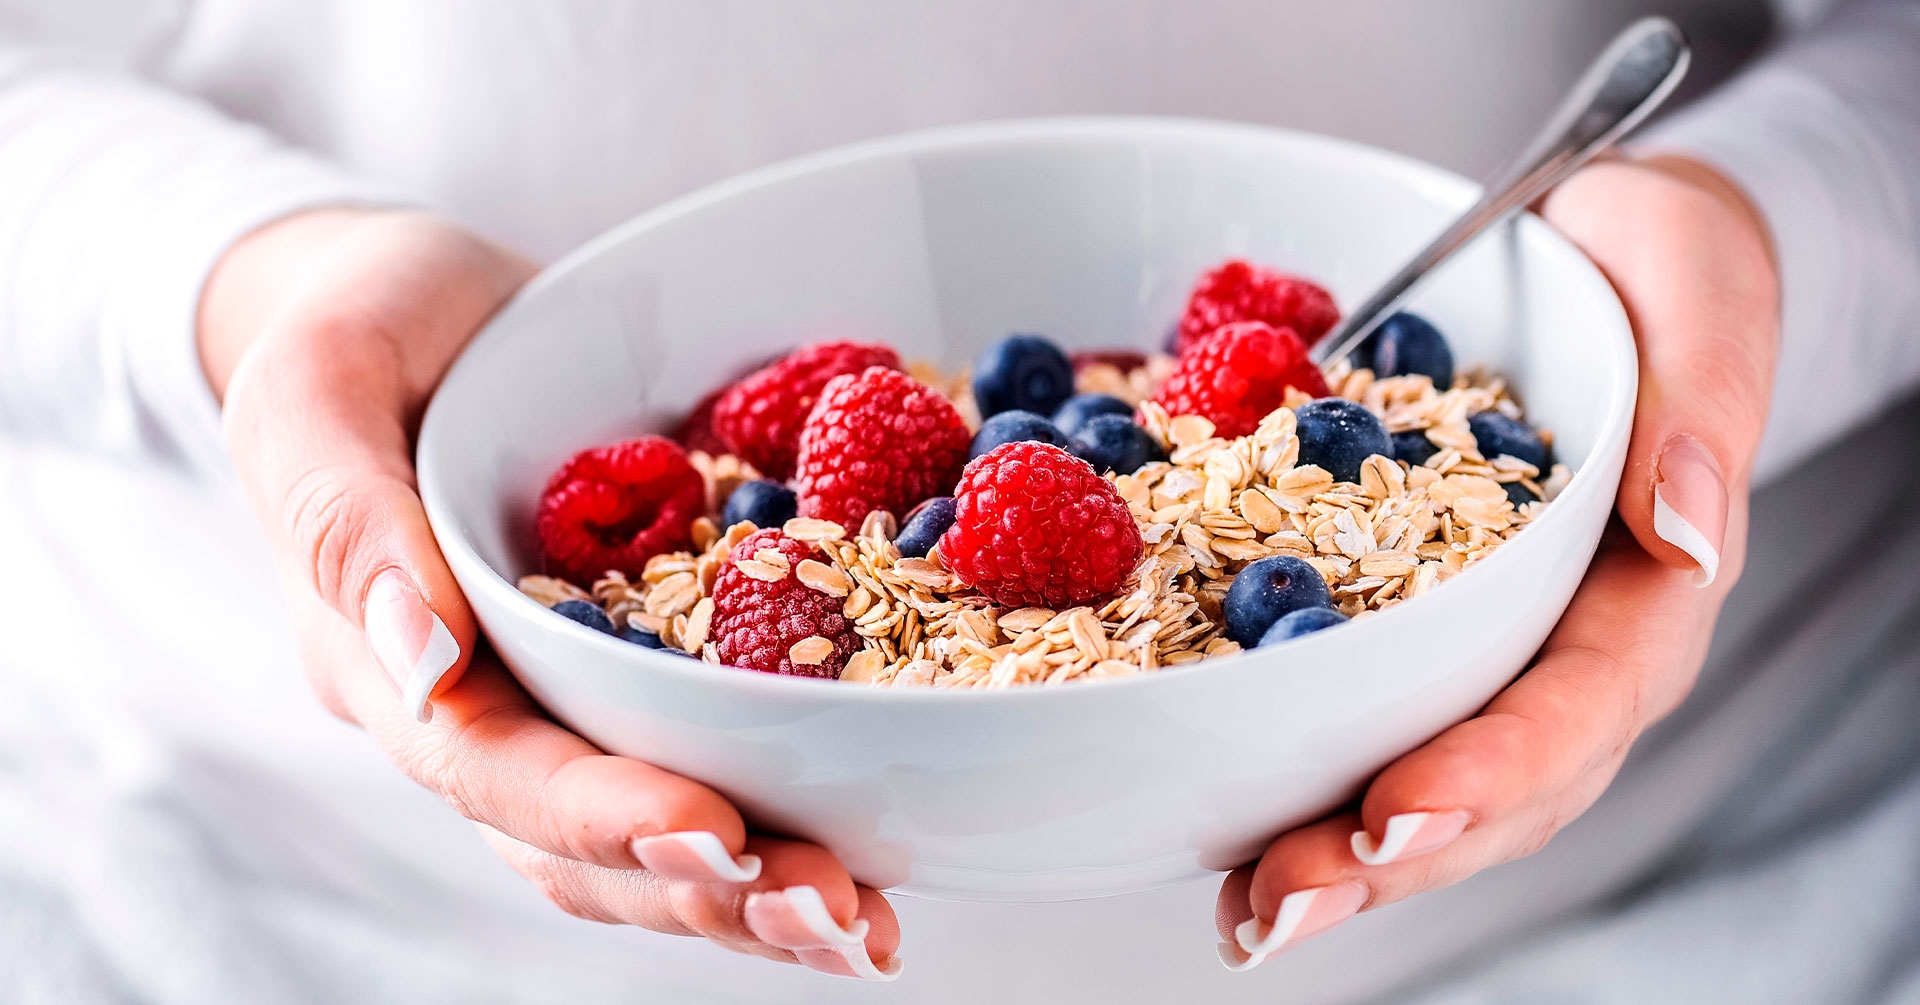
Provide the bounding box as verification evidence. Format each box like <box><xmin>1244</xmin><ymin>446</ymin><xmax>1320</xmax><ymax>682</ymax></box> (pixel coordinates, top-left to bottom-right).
<box><xmin>203</xmin><ymin>209</ymin><xmax>901</xmax><ymax>980</ymax></box>
<box><xmin>1216</xmin><ymin>156</ymin><xmax>1779</xmax><ymax>969</ymax></box>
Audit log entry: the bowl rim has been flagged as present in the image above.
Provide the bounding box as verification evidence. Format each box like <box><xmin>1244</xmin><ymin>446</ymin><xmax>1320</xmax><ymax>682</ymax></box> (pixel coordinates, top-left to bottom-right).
<box><xmin>418</xmin><ymin>114</ymin><xmax>1638</xmax><ymax>706</ymax></box>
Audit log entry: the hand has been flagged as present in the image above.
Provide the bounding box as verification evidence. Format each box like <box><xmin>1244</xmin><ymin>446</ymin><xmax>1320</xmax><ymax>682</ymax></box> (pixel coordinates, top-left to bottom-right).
<box><xmin>204</xmin><ymin>209</ymin><xmax>901</xmax><ymax>980</ymax></box>
<box><xmin>1215</xmin><ymin>156</ymin><xmax>1780</xmax><ymax>969</ymax></box>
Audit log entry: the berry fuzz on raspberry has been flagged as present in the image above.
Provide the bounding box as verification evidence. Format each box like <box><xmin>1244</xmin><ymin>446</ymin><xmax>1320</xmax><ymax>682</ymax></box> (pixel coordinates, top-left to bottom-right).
<box><xmin>536</xmin><ymin>436</ymin><xmax>706</xmax><ymax>585</ymax></box>
<box><xmin>794</xmin><ymin>366</ymin><xmax>970</xmax><ymax>527</ymax></box>
<box><xmin>710</xmin><ymin>529</ymin><xmax>860</xmax><ymax>678</ymax></box>
<box><xmin>711</xmin><ymin>340</ymin><xmax>901</xmax><ymax>480</ymax></box>
<box><xmin>1152</xmin><ymin>321</ymin><xmax>1329</xmax><ymax>438</ymax></box>
<box><xmin>1175</xmin><ymin>259</ymin><xmax>1340</xmax><ymax>353</ymax></box>
<box><xmin>939</xmin><ymin>442</ymin><xmax>1142</xmax><ymax>608</ymax></box>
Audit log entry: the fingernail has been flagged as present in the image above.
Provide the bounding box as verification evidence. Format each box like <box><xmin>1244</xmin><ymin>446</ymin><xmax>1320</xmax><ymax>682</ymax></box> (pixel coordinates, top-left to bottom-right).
<box><xmin>1224</xmin><ymin>881</ymin><xmax>1367</xmax><ymax>972</ymax></box>
<box><xmin>1349</xmin><ymin>810</ymin><xmax>1471</xmax><ymax>866</ymax></box>
<box><xmin>365</xmin><ymin>570</ymin><xmax>460</xmax><ymax>723</ymax></box>
<box><xmin>1652</xmin><ymin>435</ymin><xmax>1727</xmax><ymax>588</ymax></box>
<box><xmin>745</xmin><ymin>885</ymin><xmax>901</xmax><ymax>981</ymax></box>
<box><xmin>630</xmin><ymin>832</ymin><xmax>762</xmax><ymax>882</ymax></box>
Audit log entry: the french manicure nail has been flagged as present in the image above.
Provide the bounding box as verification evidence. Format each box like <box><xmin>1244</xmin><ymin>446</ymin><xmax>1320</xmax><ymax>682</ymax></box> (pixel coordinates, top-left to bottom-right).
<box><xmin>1350</xmin><ymin>810</ymin><xmax>1472</xmax><ymax>866</ymax></box>
<box><xmin>744</xmin><ymin>885</ymin><xmax>868</xmax><ymax>949</ymax></box>
<box><xmin>792</xmin><ymin>946</ymin><xmax>905</xmax><ymax>982</ymax></box>
<box><xmin>1652</xmin><ymin>435</ymin><xmax>1727</xmax><ymax>588</ymax></box>
<box><xmin>745</xmin><ymin>886</ymin><xmax>901</xmax><ymax>981</ymax></box>
<box><xmin>1225</xmin><ymin>881</ymin><xmax>1368</xmax><ymax>972</ymax></box>
<box><xmin>630</xmin><ymin>831</ymin><xmax>762</xmax><ymax>882</ymax></box>
<box><xmin>365</xmin><ymin>570</ymin><xmax>460</xmax><ymax>723</ymax></box>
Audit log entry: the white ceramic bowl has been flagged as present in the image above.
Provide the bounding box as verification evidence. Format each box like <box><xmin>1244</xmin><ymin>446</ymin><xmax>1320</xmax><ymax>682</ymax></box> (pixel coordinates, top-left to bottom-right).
<box><xmin>418</xmin><ymin>118</ymin><xmax>1635</xmax><ymax>903</ymax></box>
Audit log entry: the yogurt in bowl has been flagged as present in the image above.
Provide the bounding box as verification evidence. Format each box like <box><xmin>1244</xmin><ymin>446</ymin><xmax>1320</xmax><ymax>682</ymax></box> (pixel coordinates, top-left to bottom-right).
<box><xmin>416</xmin><ymin>117</ymin><xmax>1636</xmax><ymax>902</ymax></box>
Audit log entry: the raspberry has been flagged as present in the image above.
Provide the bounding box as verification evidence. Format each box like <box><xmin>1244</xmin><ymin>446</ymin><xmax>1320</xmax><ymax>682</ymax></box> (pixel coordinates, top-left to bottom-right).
<box><xmin>1176</xmin><ymin>259</ymin><xmax>1340</xmax><ymax>353</ymax></box>
<box><xmin>1070</xmin><ymin>349</ymin><xmax>1149</xmax><ymax>375</ymax></box>
<box><xmin>536</xmin><ymin>436</ymin><xmax>706</xmax><ymax>584</ymax></box>
<box><xmin>710</xmin><ymin>529</ymin><xmax>859</xmax><ymax>678</ymax></box>
<box><xmin>1152</xmin><ymin>321</ymin><xmax>1329</xmax><ymax>438</ymax></box>
<box><xmin>671</xmin><ymin>385</ymin><xmax>732</xmax><ymax>457</ymax></box>
<box><xmin>794</xmin><ymin>367</ymin><xmax>970</xmax><ymax>527</ymax></box>
<box><xmin>712</xmin><ymin>341</ymin><xmax>902</xmax><ymax>480</ymax></box>
<box><xmin>939</xmin><ymin>442</ymin><xmax>1142</xmax><ymax>608</ymax></box>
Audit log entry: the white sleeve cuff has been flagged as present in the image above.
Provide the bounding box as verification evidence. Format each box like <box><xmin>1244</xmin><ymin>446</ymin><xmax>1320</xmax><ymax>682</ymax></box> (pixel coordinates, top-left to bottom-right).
<box><xmin>1633</xmin><ymin>2</ymin><xmax>1920</xmax><ymax>484</ymax></box>
<box><xmin>0</xmin><ymin>57</ymin><xmax>403</xmax><ymax>475</ymax></box>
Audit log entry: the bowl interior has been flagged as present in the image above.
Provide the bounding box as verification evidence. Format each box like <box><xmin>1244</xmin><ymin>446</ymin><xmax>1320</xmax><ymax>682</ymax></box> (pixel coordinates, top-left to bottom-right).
<box><xmin>422</xmin><ymin>117</ymin><xmax>1631</xmax><ymax>677</ymax></box>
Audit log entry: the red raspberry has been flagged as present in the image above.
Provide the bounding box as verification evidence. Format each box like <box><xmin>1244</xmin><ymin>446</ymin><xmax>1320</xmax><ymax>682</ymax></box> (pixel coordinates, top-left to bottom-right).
<box><xmin>1070</xmin><ymin>349</ymin><xmax>1149</xmax><ymax>374</ymax></box>
<box><xmin>672</xmin><ymin>385</ymin><xmax>732</xmax><ymax>457</ymax></box>
<box><xmin>794</xmin><ymin>367</ymin><xmax>970</xmax><ymax>527</ymax></box>
<box><xmin>536</xmin><ymin>436</ymin><xmax>706</xmax><ymax>585</ymax></box>
<box><xmin>1176</xmin><ymin>259</ymin><xmax>1340</xmax><ymax>353</ymax></box>
<box><xmin>1153</xmin><ymin>321</ymin><xmax>1329</xmax><ymax>438</ymax></box>
<box><xmin>939</xmin><ymin>442</ymin><xmax>1143</xmax><ymax>608</ymax></box>
<box><xmin>712</xmin><ymin>341</ymin><xmax>902</xmax><ymax>480</ymax></box>
<box><xmin>711</xmin><ymin>529</ymin><xmax>860</xmax><ymax>678</ymax></box>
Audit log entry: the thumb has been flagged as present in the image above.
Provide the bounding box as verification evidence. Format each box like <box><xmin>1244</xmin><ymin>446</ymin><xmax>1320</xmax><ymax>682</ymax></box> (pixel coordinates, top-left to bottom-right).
<box><xmin>1542</xmin><ymin>158</ymin><xmax>1779</xmax><ymax>589</ymax></box>
<box><xmin>216</xmin><ymin>214</ymin><xmax>535</xmax><ymax>722</ymax></box>
<box><xmin>229</xmin><ymin>336</ymin><xmax>479</xmax><ymax>722</ymax></box>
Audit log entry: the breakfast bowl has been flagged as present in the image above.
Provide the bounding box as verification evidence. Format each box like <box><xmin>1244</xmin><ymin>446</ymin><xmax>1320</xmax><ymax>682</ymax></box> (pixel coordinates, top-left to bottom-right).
<box><xmin>416</xmin><ymin>117</ymin><xmax>1636</xmax><ymax>902</ymax></box>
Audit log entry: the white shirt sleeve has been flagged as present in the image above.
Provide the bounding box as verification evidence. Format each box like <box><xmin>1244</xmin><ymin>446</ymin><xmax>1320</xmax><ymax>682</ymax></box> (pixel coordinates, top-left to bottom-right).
<box><xmin>0</xmin><ymin>44</ymin><xmax>396</xmax><ymax>475</ymax></box>
<box><xmin>1638</xmin><ymin>0</ymin><xmax>1920</xmax><ymax>484</ymax></box>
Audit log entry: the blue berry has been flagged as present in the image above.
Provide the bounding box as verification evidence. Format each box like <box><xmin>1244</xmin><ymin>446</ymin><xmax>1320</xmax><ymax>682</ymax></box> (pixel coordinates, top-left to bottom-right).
<box><xmin>1052</xmin><ymin>393</ymin><xmax>1135</xmax><ymax>436</ymax></box>
<box><xmin>1504</xmin><ymin>481</ymin><xmax>1538</xmax><ymax>509</ymax></box>
<box><xmin>896</xmin><ymin>496</ymin><xmax>957</xmax><ymax>558</ymax></box>
<box><xmin>552</xmin><ymin>598</ymin><xmax>616</xmax><ymax>635</ymax></box>
<box><xmin>1467</xmin><ymin>411</ymin><xmax>1549</xmax><ymax>470</ymax></box>
<box><xmin>1360</xmin><ymin>312</ymin><xmax>1454</xmax><ymax>387</ymax></box>
<box><xmin>1258</xmin><ymin>606</ymin><xmax>1348</xmax><ymax>646</ymax></box>
<box><xmin>1390</xmin><ymin>429</ymin><xmax>1437</xmax><ymax>467</ymax></box>
<box><xmin>1071</xmin><ymin>415</ymin><xmax>1168</xmax><ymax>475</ymax></box>
<box><xmin>1223</xmin><ymin>556</ymin><xmax>1333</xmax><ymax>647</ymax></box>
<box><xmin>972</xmin><ymin>334</ymin><xmax>1075</xmax><ymax>418</ymax></box>
<box><xmin>722</xmin><ymin>479</ymin><xmax>797</xmax><ymax>530</ymax></box>
<box><xmin>619</xmin><ymin>625</ymin><xmax>668</xmax><ymax>648</ymax></box>
<box><xmin>971</xmin><ymin>410</ymin><xmax>1073</xmax><ymax>459</ymax></box>
<box><xmin>1293</xmin><ymin>398</ymin><xmax>1392</xmax><ymax>483</ymax></box>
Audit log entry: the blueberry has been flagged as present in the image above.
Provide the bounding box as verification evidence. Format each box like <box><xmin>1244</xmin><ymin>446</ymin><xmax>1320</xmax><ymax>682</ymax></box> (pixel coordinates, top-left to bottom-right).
<box><xmin>1071</xmin><ymin>415</ymin><xmax>1168</xmax><ymax>475</ymax></box>
<box><xmin>1360</xmin><ymin>312</ymin><xmax>1454</xmax><ymax>387</ymax></box>
<box><xmin>1223</xmin><ymin>556</ymin><xmax>1333</xmax><ymax>647</ymax></box>
<box><xmin>722</xmin><ymin>479</ymin><xmax>797</xmax><ymax>530</ymax></box>
<box><xmin>1390</xmin><ymin>429</ymin><xmax>1438</xmax><ymax>467</ymax></box>
<box><xmin>1052</xmin><ymin>393</ymin><xmax>1135</xmax><ymax>436</ymax></box>
<box><xmin>1258</xmin><ymin>606</ymin><xmax>1349</xmax><ymax>646</ymax></box>
<box><xmin>1467</xmin><ymin>411</ymin><xmax>1549</xmax><ymax>470</ymax></box>
<box><xmin>552</xmin><ymin>599</ymin><xmax>616</xmax><ymax>635</ymax></box>
<box><xmin>1504</xmin><ymin>481</ymin><xmax>1538</xmax><ymax>509</ymax></box>
<box><xmin>972</xmin><ymin>334</ymin><xmax>1075</xmax><ymax>418</ymax></box>
<box><xmin>1293</xmin><ymin>398</ymin><xmax>1392</xmax><ymax>483</ymax></box>
<box><xmin>896</xmin><ymin>496</ymin><xmax>956</xmax><ymax>558</ymax></box>
<box><xmin>619</xmin><ymin>626</ymin><xmax>668</xmax><ymax>649</ymax></box>
<box><xmin>971</xmin><ymin>410</ymin><xmax>1073</xmax><ymax>459</ymax></box>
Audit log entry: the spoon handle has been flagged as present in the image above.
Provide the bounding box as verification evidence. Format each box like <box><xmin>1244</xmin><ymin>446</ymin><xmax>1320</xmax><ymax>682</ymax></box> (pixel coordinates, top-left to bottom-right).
<box><xmin>1311</xmin><ymin>16</ymin><xmax>1692</xmax><ymax>367</ymax></box>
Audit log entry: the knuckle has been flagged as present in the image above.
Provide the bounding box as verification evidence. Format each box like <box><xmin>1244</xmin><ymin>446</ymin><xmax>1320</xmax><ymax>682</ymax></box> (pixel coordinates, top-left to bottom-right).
<box><xmin>281</xmin><ymin>465</ymin><xmax>386</xmax><ymax>608</ymax></box>
<box><xmin>520</xmin><ymin>855</ymin><xmax>604</xmax><ymax>923</ymax></box>
<box><xmin>667</xmin><ymin>881</ymin><xmax>749</xmax><ymax>942</ymax></box>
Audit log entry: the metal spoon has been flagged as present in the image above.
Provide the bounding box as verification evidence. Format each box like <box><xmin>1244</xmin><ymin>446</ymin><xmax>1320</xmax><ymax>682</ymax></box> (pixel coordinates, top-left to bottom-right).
<box><xmin>1311</xmin><ymin>16</ymin><xmax>1691</xmax><ymax>367</ymax></box>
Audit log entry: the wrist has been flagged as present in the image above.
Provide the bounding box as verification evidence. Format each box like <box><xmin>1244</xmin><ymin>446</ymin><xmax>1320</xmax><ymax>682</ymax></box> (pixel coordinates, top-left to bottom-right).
<box><xmin>196</xmin><ymin>206</ymin><xmax>386</xmax><ymax>402</ymax></box>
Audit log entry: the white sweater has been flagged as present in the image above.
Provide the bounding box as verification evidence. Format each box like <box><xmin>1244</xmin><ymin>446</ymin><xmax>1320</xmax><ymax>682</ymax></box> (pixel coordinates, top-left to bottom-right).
<box><xmin>2</xmin><ymin>2</ymin><xmax>1918</xmax><ymax>1003</ymax></box>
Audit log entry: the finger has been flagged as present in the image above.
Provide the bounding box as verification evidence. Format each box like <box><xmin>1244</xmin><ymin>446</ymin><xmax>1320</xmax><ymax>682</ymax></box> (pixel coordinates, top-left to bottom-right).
<box><xmin>299</xmin><ymin>592</ymin><xmax>759</xmax><ymax>877</ymax></box>
<box><xmin>1223</xmin><ymin>534</ymin><xmax>1727</xmax><ymax>970</ymax></box>
<box><xmin>485</xmin><ymin>830</ymin><xmax>902</xmax><ymax>982</ymax></box>
<box><xmin>1542</xmin><ymin>159</ymin><xmax>1778</xmax><ymax>588</ymax></box>
<box><xmin>737</xmin><ymin>839</ymin><xmax>903</xmax><ymax>981</ymax></box>
<box><xmin>224</xmin><ymin>217</ymin><xmax>533</xmax><ymax>721</ymax></box>
<box><xmin>1348</xmin><ymin>529</ymin><xmax>1716</xmax><ymax>865</ymax></box>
